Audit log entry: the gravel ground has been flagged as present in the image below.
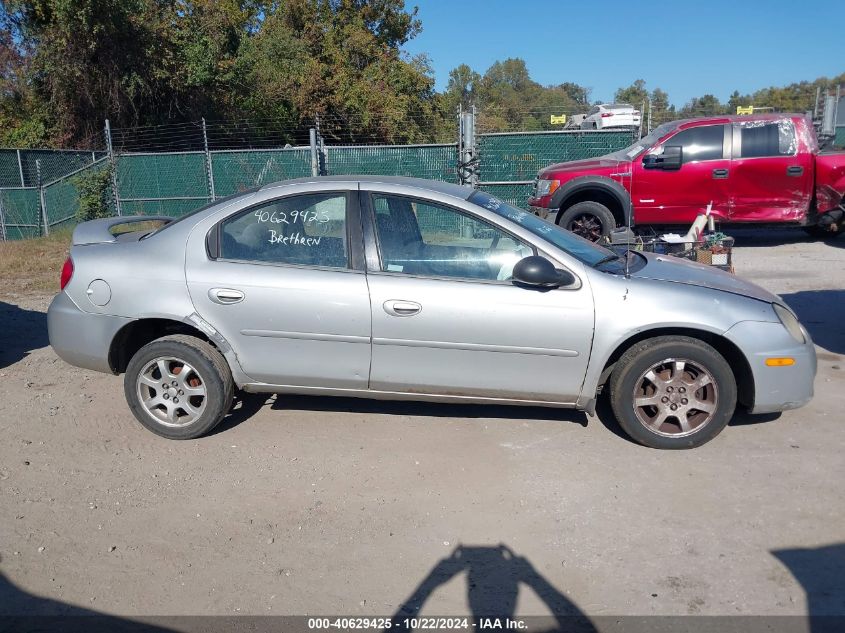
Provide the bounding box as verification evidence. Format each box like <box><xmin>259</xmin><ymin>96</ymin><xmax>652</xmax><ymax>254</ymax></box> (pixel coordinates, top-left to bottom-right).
<box><xmin>1</xmin><ymin>229</ymin><xmax>843</xmax><ymax>622</ymax></box>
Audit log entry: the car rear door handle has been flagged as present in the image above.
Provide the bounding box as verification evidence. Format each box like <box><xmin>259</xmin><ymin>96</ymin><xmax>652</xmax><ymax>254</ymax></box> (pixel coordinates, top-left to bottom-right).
<box><xmin>786</xmin><ymin>165</ymin><xmax>804</xmax><ymax>177</ymax></box>
<box><xmin>209</xmin><ymin>288</ymin><xmax>245</xmax><ymax>305</ymax></box>
<box><xmin>383</xmin><ymin>300</ymin><xmax>422</xmax><ymax>317</ymax></box>
<box><xmin>712</xmin><ymin>168</ymin><xmax>729</xmax><ymax>179</ymax></box>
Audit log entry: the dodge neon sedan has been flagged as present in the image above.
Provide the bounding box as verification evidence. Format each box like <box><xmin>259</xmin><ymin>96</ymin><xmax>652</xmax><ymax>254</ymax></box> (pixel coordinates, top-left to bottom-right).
<box><xmin>48</xmin><ymin>176</ymin><xmax>816</xmax><ymax>449</ymax></box>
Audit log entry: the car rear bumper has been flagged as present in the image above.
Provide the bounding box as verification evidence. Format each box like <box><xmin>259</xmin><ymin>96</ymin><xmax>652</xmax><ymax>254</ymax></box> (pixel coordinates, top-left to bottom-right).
<box><xmin>723</xmin><ymin>320</ymin><xmax>816</xmax><ymax>414</ymax></box>
<box><xmin>47</xmin><ymin>292</ymin><xmax>133</xmax><ymax>374</ymax></box>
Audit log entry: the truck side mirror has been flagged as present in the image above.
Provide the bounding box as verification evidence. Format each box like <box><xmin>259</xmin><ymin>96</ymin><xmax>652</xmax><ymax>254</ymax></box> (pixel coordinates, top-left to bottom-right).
<box><xmin>643</xmin><ymin>145</ymin><xmax>683</xmax><ymax>171</ymax></box>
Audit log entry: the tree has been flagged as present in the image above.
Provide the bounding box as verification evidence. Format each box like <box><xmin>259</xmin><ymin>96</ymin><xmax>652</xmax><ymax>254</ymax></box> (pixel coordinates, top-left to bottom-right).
<box><xmin>443</xmin><ymin>63</ymin><xmax>481</xmax><ymax>113</ymax></box>
<box><xmin>614</xmin><ymin>79</ymin><xmax>648</xmax><ymax>108</ymax></box>
<box><xmin>1</xmin><ymin>0</ymin><xmax>178</xmax><ymax>144</ymax></box>
<box><xmin>679</xmin><ymin>94</ymin><xmax>725</xmax><ymax>118</ymax></box>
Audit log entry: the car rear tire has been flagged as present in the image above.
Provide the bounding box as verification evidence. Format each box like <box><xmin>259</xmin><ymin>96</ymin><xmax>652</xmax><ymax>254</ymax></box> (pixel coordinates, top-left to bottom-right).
<box><xmin>558</xmin><ymin>201</ymin><xmax>615</xmax><ymax>241</ymax></box>
<box><xmin>124</xmin><ymin>334</ymin><xmax>234</xmax><ymax>439</ymax></box>
<box><xmin>608</xmin><ymin>336</ymin><xmax>737</xmax><ymax>449</ymax></box>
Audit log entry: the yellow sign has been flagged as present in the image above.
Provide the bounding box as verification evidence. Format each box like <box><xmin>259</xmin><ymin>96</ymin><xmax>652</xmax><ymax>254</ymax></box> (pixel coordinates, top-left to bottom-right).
<box><xmin>736</xmin><ymin>106</ymin><xmax>753</xmax><ymax>115</ymax></box>
<box><xmin>550</xmin><ymin>114</ymin><xmax>567</xmax><ymax>125</ymax></box>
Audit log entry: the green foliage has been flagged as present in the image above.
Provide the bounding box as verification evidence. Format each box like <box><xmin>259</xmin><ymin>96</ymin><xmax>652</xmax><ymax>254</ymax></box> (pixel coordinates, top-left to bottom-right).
<box><xmin>614</xmin><ymin>79</ymin><xmax>649</xmax><ymax>108</ymax></box>
<box><xmin>0</xmin><ymin>0</ymin><xmax>843</xmax><ymax>146</ymax></box>
<box><xmin>0</xmin><ymin>0</ymin><xmax>436</xmax><ymax>145</ymax></box>
<box><xmin>73</xmin><ymin>165</ymin><xmax>113</xmax><ymax>221</ymax></box>
<box><xmin>442</xmin><ymin>58</ymin><xmax>591</xmax><ymax>132</ymax></box>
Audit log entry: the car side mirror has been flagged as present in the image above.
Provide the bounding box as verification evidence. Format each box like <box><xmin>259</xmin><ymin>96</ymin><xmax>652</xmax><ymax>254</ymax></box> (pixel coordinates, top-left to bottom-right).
<box><xmin>512</xmin><ymin>256</ymin><xmax>575</xmax><ymax>289</ymax></box>
<box><xmin>643</xmin><ymin>145</ymin><xmax>683</xmax><ymax>170</ymax></box>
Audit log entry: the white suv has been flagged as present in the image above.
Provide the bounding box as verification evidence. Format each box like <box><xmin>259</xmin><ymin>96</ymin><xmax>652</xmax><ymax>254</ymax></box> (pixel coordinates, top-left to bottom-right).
<box><xmin>580</xmin><ymin>103</ymin><xmax>641</xmax><ymax>130</ymax></box>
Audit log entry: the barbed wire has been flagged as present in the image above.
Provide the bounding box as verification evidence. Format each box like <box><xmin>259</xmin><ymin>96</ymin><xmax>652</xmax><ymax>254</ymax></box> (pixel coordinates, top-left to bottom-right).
<box><xmin>101</xmin><ymin>100</ymin><xmax>814</xmax><ymax>154</ymax></box>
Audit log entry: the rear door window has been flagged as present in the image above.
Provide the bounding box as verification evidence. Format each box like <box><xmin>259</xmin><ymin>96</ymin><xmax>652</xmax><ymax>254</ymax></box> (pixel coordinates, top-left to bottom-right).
<box><xmin>219</xmin><ymin>193</ymin><xmax>349</xmax><ymax>268</ymax></box>
<box><xmin>739</xmin><ymin>120</ymin><xmax>796</xmax><ymax>158</ymax></box>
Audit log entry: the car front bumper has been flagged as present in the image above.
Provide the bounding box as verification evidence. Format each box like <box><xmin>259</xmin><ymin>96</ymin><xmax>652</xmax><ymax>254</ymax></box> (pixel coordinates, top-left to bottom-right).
<box><xmin>47</xmin><ymin>292</ymin><xmax>133</xmax><ymax>374</ymax></box>
<box><xmin>723</xmin><ymin>320</ymin><xmax>817</xmax><ymax>414</ymax></box>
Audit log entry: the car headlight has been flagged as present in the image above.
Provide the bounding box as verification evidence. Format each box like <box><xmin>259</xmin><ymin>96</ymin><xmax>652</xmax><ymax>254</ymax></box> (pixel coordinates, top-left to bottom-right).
<box><xmin>773</xmin><ymin>303</ymin><xmax>805</xmax><ymax>344</ymax></box>
<box><xmin>535</xmin><ymin>178</ymin><xmax>559</xmax><ymax>197</ymax></box>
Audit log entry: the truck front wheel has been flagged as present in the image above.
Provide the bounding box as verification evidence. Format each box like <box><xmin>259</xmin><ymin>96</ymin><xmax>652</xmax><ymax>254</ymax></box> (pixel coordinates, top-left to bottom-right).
<box><xmin>558</xmin><ymin>201</ymin><xmax>616</xmax><ymax>241</ymax></box>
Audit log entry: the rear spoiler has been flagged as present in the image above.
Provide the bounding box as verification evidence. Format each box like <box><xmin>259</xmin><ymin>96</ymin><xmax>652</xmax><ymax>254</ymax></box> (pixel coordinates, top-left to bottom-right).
<box><xmin>72</xmin><ymin>216</ymin><xmax>173</xmax><ymax>245</ymax></box>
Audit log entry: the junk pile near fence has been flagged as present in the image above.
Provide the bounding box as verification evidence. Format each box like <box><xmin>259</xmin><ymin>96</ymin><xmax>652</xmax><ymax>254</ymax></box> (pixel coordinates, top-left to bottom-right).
<box><xmin>609</xmin><ymin>206</ymin><xmax>735</xmax><ymax>273</ymax></box>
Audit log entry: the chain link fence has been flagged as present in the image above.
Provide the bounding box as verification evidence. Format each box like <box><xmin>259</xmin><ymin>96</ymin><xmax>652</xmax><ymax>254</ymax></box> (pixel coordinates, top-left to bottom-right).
<box><xmin>0</xmin><ymin>112</ymin><xmax>644</xmax><ymax>241</ymax></box>
<box><xmin>476</xmin><ymin>129</ymin><xmax>637</xmax><ymax>207</ymax></box>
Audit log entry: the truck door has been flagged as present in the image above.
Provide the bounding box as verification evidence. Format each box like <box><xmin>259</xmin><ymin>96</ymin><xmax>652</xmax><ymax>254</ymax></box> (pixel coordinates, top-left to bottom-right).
<box><xmin>632</xmin><ymin>124</ymin><xmax>731</xmax><ymax>225</ymax></box>
<box><xmin>728</xmin><ymin>119</ymin><xmax>813</xmax><ymax>223</ymax></box>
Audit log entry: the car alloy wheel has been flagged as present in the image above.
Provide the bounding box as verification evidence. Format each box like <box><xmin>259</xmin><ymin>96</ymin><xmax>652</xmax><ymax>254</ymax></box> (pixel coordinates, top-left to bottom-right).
<box><xmin>136</xmin><ymin>356</ymin><xmax>208</xmax><ymax>427</ymax></box>
<box><xmin>631</xmin><ymin>358</ymin><xmax>718</xmax><ymax>437</ymax></box>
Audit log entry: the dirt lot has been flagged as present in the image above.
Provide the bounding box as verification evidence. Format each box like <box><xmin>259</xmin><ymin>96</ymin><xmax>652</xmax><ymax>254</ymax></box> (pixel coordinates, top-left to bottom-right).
<box><xmin>1</xmin><ymin>229</ymin><xmax>844</xmax><ymax>623</ymax></box>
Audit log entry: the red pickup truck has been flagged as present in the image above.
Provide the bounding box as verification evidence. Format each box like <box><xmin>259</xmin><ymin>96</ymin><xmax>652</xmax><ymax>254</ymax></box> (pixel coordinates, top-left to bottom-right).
<box><xmin>527</xmin><ymin>113</ymin><xmax>845</xmax><ymax>240</ymax></box>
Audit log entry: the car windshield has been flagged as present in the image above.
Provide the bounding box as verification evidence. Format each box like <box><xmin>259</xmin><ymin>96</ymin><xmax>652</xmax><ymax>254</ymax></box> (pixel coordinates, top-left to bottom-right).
<box><xmin>467</xmin><ymin>190</ymin><xmax>619</xmax><ymax>267</ymax></box>
<box><xmin>619</xmin><ymin>122</ymin><xmax>679</xmax><ymax>159</ymax></box>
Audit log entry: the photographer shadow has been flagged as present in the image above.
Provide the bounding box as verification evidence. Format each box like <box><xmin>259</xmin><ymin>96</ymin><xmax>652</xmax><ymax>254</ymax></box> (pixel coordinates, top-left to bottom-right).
<box><xmin>391</xmin><ymin>544</ymin><xmax>596</xmax><ymax>633</ymax></box>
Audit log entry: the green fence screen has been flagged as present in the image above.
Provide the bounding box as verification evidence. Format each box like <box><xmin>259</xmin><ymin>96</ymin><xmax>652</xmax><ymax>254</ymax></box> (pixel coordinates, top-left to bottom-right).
<box><xmin>0</xmin><ymin>149</ymin><xmax>104</xmax><ymax>188</ymax></box>
<box><xmin>211</xmin><ymin>148</ymin><xmax>312</xmax><ymax>197</ymax></box>
<box><xmin>115</xmin><ymin>152</ymin><xmax>209</xmax><ymax>217</ymax></box>
<box><xmin>0</xmin><ymin>188</ymin><xmax>41</xmax><ymax>240</ymax></box>
<box><xmin>327</xmin><ymin>144</ymin><xmax>457</xmax><ymax>181</ymax></box>
<box><xmin>43</xmin><ymin>160</ymin><xmax>113</xmax><ymax>232</ymax></box>
<box><xmin>1</xmin><ymin>130</ymin><xmax>639</xmax><ymax>239</ymax></box>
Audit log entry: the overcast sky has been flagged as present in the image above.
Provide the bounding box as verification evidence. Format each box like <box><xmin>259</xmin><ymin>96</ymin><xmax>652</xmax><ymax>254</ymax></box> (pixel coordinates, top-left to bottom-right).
<box><xmin>403</xmin><ymin>0</ymin><xmax>845</xmax><ymax>106</ymax></box>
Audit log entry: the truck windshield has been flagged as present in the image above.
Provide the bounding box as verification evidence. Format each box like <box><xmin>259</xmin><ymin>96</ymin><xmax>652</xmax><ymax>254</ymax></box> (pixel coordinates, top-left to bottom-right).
<box><xmin>619</xmin><ymin>122</ymin><xmax>679</xmax><ymax>159</ymax></box>
<box><xmin>467</xmin><ymin>191</ymin><xmax>618</xmax><ymax>267</ymax></box>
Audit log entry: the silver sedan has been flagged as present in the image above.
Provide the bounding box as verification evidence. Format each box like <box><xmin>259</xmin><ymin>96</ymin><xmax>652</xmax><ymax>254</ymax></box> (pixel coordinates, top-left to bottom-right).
<box><xmin>48</xmin><ymin>176</ymin><xmax>816</xmax><ymax>448</ymax></box>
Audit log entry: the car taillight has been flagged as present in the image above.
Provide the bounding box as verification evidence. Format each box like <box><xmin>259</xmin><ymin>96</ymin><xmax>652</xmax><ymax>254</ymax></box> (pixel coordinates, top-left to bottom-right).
<box><xmin>601</xmin><ymin>112</ymin><xmax>614</xmax><ymax>118</ymax></box>
<box><xmin>60</xmin><ymin>257</ymin><xmax>74</xmax><ymax>290</ymax></box>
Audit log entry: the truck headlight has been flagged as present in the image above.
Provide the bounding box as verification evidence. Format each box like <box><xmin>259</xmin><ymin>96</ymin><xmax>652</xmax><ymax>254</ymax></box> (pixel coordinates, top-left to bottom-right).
<box><xmin>535</xmin><ymin>179</ymin><xmax>559</xmax><ymax>197</ymax></box>
<box><xmin>773</xmin><ymin>303</ymin><xmax>805</xmax><ymax>344</ymax></box>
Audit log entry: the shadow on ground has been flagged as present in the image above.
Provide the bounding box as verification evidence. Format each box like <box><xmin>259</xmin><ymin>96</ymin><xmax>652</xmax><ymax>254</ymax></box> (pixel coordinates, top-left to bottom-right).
<box><xmin>391</xmin><ymin>544</ymin><xmax>595</xmax><ymax>632</ymax></box>
<box><xmin>0</xmin><ymin>301</ymin><xmax>49</xmax><ymax>369</ymax></box>
<box><xmin>729</xmin><ymin>228</ymin><xmax>844</xmax><ymax>249</ymax></box>
<box><xmin>218</xmin><ymin>388</ymin><xmax>782</xmax><ymax>443</ymax></box>
<box><xmin>208</xmin><ymin>391</ymin><xmax>591</xmax><ymax>438</ymax></box>
<box><xmin>0</xmin><ymin>572</ymin><xmax>174</xmax><ymax>631</ymax></box>
<box><xmin>773</xmin><ymin>542</ymin><xmax>845</xmax><ymax>630</ymax></box>
<box><xmin>780</xmin><ymin>290</ymin><xmax>845</xmax><ymax>355</ymax></box>
<box><xmin>269</xmin><ymin>393</ymin><xmax>589</xmax><ymax>424</ymax></box>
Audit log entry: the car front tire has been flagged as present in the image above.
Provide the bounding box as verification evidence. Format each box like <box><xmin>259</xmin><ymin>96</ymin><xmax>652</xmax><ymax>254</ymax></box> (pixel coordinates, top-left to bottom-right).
<box><xmin>609</xmin><ymin>336</ymin><xmax>737</xmax><ymax>449</ymax></box>
<box><xmin>124</xmin><ymin>334</ymin><xmax>234</xmax><ymax>439</ymax></box>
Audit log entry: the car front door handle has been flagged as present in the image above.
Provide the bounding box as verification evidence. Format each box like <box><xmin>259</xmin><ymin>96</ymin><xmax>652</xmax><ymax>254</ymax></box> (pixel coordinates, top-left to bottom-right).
<box><xmin>383</xmin><ymin>300</ymin><xmax>422</xmax><ymax>317</ymax></box>
<box><xmin>712</xmin><ymin>168</ymin><xmax>729</xmax><ymax>179</ymax></box>
<box><xmin>209</xmin><ymin>288</ymin><xmax>245</xmax><ymax>305</ymax></box>
<box><xmin>786</xmin><ymin>165</ymin><xmax>804</xmax><ymax>177</ymax></box>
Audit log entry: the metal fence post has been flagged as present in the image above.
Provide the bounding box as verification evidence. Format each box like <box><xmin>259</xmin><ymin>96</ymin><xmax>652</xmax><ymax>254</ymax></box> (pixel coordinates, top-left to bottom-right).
<box><xmin>310</xmin><ymin>128</ymin><xmax>319</xmax><ymax>177</ymax></box>
<box><xmin>314</xmin><ymin>114</ymin><xmax>327</xmax><ymax>175</ymax></box>
<box><xmin>647</xmin><ymin>98</ymin><xmax>653</xmax><ymax>135</ymax></box>
<box><xmin>639</xmin><ymin>100</ymin><xmax>645</xmax><ymax>138</ymax></box>
<box><xmin>458</xmin><ymin>105</ymin><xmax>477</xmax><ymax>187</ymax></box>
<box><xmin>36</xmin><ymin>159</ymin><xmax>49</xmax><ymax>236</ymax></box>
<box><xmin>0</xmin><ymin>193</ymin><xmax>7</xmax><ymax>241</ymax></box>
<box><xmin>16</xmin><ymin>149</ymin><xmax>25</xmax><ymax>187</ymax></box>
<box><xmin>105</xmin><ymin>119</ymin><xmax>122</xmax><ymax>216</ymax></box>
<box><xmin>201</xmin><ymin>118</ymin><xmax>217</xmax><ymax>201</ymax></box>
